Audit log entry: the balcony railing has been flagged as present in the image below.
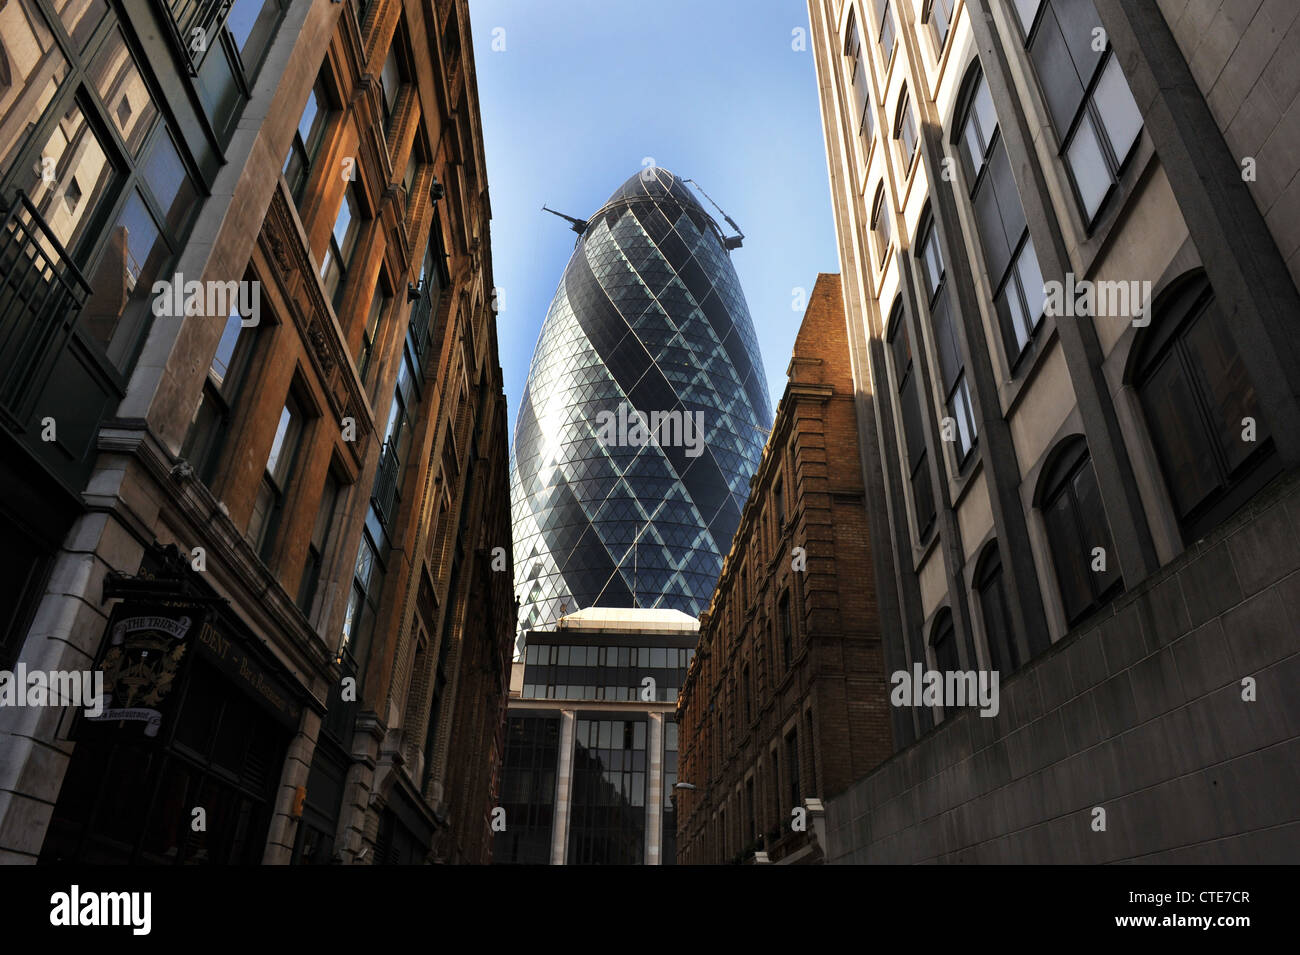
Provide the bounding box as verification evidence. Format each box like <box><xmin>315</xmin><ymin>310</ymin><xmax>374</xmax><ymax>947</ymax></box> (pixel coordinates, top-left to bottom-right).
<box><xmin>408</xmin><ymin>281</ymin><xmax>434</xmax><ymax>364</ymax></box>
<box><xmin>371</xmin><ymin>439</ymin><xmax>401</xmax><ymax>529</ymax></box>
<box><xmin>0</xmin><ymin>190</ymin><xmax>92</xmax><ymax>426</ymax></box>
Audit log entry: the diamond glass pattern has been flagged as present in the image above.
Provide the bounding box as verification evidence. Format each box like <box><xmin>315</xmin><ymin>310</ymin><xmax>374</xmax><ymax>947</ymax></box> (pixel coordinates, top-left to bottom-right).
<box><xmin>510</xmin><ymin>169</ymin><xmax>773</xmax><ymax>652</ymax></box>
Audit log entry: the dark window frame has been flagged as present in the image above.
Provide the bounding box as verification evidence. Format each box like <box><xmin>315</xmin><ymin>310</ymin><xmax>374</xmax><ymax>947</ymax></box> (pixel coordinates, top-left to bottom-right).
<box><xmin>916</xmin><ymin>212</ymin><xmax>977</xmax><ymax>467</ymax></box>
<box><xmin>1037</xmin><ymin>438</ymin><xmax>1123</xmax><ymax>628</ymax></box>
<box><xmin>887</xmin><ymin>302</ymin><xmax>937</xmax><ymax>543</ymax></box>
<box><xmin>1132</xmin><ymin>274</ymin><xmax>1281</xmax><ymax>542</ymax></box>
<box><xmin>284</xmin><ymin>73</ymin><xmax>335</xmax><ymax>206</ymax></box>
<box><xmin>923</xmin><ymin>0</ymin><xmax>955</xmax><ymax>52</ymax></box>
<box><xmin>843</xmin><ymin>7</ymin><xmax>876</xmax><ymax>157</ymax></box>
<box><xmin>1017</xmin><ymin>0</ymin><xmax>1144</xmax><ymax>227</ymax></box>
<box><xmin>974</xmin><ymin>543</ymin><xmax>1021</xmax><ymax>674</ymax></box>
<box><xmin>870</xmin><ymin>182</ymin><xmax>891</xmax><ymax>268</ymax></box>
<box><xmin>953</xmin><ymin>65</ymin><xmax>1046</xmax><ymax>369</ymax></box>
<box><xmin>894</xmin><ymin>85</ymin><xmax>918</xmax><ymax>175</ymax></box>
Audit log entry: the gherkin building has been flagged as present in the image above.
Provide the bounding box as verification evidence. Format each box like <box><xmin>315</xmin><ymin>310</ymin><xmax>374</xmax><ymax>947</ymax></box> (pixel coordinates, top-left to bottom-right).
<box><xmin>510</xmin><ymin>167</ymin><xmax>773</xmax><ymax>650</ymax></box>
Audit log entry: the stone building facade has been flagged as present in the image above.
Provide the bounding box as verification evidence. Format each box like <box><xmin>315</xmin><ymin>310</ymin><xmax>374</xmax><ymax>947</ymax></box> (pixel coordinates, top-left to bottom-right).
<box><xmin>806</xmin><ymin>0</ymin><xmax>1300</xmax><ymax>861</ymax></box>
<box><xmin>0</xmin><ymin>0</ymin><xmax>513</xmax><ymax>865</ymax></box>
<box><xmin>675</xmin><ymin>274</ymin><xmax>894</xmax><ymax>864</ymax></box>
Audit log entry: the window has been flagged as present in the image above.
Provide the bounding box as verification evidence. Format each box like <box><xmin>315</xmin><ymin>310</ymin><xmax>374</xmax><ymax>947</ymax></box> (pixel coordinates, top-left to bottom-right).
<box><xmin>931</xmin><ymin>610</ymin><xmax>958</xmax><ymax>672</ymax></box>
<box><xmin>298</xmin><ymin>470</ymin><xmax>341</xmax><ymax>614</ymax></box>
<box><xmin>917</xmin><ymin>214</ymin><xmax>976</xmax><ymax>464</ymax></box>
<box><xmin>358</xmin><ymin>272</ymin><xmax>391</xmax><ymax>384</ymax></box>
<box><xmin>956</xmin><ymin>68</ymin><xmax>998</xmax><ymax>184</ymax></box>
<box><xmin>774</xmin><ymin>477</ymin><xmax>786</xmax><ymax>528</ymax></box>
<box><xmin>785</xmin><ymin>729</ymin><xmax>800</xmax><ymax>813</ymax></box>
<box><xmin>745</xmin><ymin>777</ymin><xmax>756</xmax><ymax>845</ymax></box>
<box><xmin>340</xmin><ymin>521</ymin><xmax>384</xmax><ymax>675</ymax></box>
<box><xmin>1038</xmin><ymin>438</ymin><xmax>1122</xmax><ymax>627</ymax></box>
<box><xmin>223</xmin><ymin>0</ymin><xmax>282</xmax><ymax>75</ymax></box>
<box><xmin>1133</xmin><ymin>274</ymin><xmax>1280</xmax><ymax>541</ymax></box>
<box><xmin>843</xmin><ymin>8</ymin><xmax>875</xmax><ymax>156</ymax></box>
<box><xmin>874</xmin><ymin>0</ymin><xmax>896</xmax><ymax>64</ymax></box>
<box><xmin>924</xmin><ymin>0</ymin><xmax>955</xmax><ymax>51</ymax></box>
<box><xmin>779</xmin><ymin>592</ymin><xmax>792</xmax><ymax>668</ymax></box>
<box><xmin>8</xmin><ymin>19</ymin><xmax>200</xmax><ymax>373</ymax></box>
<box><xmin>321</xmin><ymin>184</ymin><xmax>361</xmax><ymax>309</ymax></box>
<box><xmin>888</xmin><ymin>303</ymin><xmax>936</xmax><ymax>541</ymax></box>
<box><xmin>894</xmin><ymin>86</ymin><xmax>918</xmax><ymax>173</ymax></box>
<box><xmin>182</xmin><ymin>303</ymin><xmax>260</xmax><ymax>481</ymax></box>
<box><xmin>974</xmin><ymin>544</ymin><xmax>1020</xmax><ymax>674</ymax></box>
<box><xmin>870</xmin><ymin>183</ymin><xmax>891</xmax><ymax>267</ymax></box>
<box><xmin>163</xmin><ymin>0</ymin><xmax>283</xmax><ymax>141</ymax></box>
<box><xmin>742</xmin><ymin>664</ymin><xmax>751</xmax><ymax>724</ymax></box>
<box><xmin>955</xmin><ymin>65</ymin><xmax>1046</xmax><ymax>366</ymax></box>
<box><xmin>248</xmin><ymin>394</ymin><xmax>306</xmax><ymax>558</ymax></box>
<box><xmin>380</xmin><ymin>29</ymin><xmax>410</xmax><ymax>141</ymax></box>
<box><xmin>769</xmin><ymin>752</ymin><xmax>781</xmax><ymax>827</ymax></box>
<box><xmin>284</xmin><ymin>76</ymin><xmax>331</xmax><ymax>204</ymax></box>
<box><xmin>1020</xmin><ymin>0</ymin><xmax>1143</xmax><ymax>223</ymax></box>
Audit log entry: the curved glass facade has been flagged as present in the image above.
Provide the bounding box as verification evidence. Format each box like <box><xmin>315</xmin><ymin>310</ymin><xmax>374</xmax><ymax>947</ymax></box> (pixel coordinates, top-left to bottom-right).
<box><xmin>510</xmin><ymin>168</ymin><xmax>773</xmax><ymax>647</ymax></box>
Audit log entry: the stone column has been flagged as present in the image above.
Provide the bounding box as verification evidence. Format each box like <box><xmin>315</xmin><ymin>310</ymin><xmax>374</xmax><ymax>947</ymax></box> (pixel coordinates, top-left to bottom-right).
<box><xmin>550</xmin><ymin>708</ymin><xmax>576</xmax><ymax>865</ymax></box>
<box><xmin>645</xmin><ymin>712</ymin><xmax>664</xmax><ymax>864</ymax></box>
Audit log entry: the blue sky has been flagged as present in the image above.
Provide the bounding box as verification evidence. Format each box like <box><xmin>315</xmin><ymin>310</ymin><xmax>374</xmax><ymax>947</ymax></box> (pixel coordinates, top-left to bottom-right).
<box><xmin>466</xmin><ymin>0</ymin><xmax>841</xmax><ymax>438</ymax></box>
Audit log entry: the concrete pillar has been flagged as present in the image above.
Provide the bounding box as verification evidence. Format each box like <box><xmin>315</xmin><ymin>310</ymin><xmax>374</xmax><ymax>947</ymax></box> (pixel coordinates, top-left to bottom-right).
<box><xmin>550</xmin><ymin>708</ymin><xmax>576</xmax><ymax>865</ymax></box>
<box><xmin>1091</xmin><ymin>0</ymin><xmax>1300</xmax><ymax>463</ymax></box>
<box><xmin>646</xmin><ymin>712</ymin><xmax>664</xmax><ymax>864</ymax></box>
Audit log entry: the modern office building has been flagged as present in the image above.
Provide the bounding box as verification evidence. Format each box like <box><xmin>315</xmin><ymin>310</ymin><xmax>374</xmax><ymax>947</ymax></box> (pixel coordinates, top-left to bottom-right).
<box><xmin>494</xmin><ymin>607</ymin><xmax>694</xmax><ymax>865</ymax></box>
<box><xmin>509</xmin><ymin>168</ymin><xmax>774</xmax><ymax>647</ymax></box>
<box><xmin>676</xmin><ymin>274</ymin><xmax>894</xmax><ymax>865</ymax></box>
<box><xmin>807</xmin><ymin>0</ymin><xmax>1300</xmax><ymax>862</ymax></box>
<box><xmin>0</xmin><ymin>0</ymin><xmax>513</xmax><ymax>865</ymax></box>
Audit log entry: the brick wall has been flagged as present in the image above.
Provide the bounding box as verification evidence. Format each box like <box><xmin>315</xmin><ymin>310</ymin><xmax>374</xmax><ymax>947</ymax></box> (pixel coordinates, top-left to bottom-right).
<box><xmin>678</xmin><ymin>274</ymin><xmax>895</xmax><ymax>863</ymax></box>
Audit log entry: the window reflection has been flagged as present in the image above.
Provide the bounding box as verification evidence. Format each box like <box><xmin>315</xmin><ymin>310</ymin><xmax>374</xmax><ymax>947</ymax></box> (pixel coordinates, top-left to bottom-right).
<box><xmin>88</xmin><ymin>27</ymin><xmax>157</xmax><ymax>156</ymax></box>
<box><xmin>0</xmin><ymin>0</ymin><xmax>69</xmax><ymax>173</ymax></box>
<box><xmin>29</xmin><ymin>101</ymin><xmax>114</xmax><ymax>263</ymax></box>
<box><xmin>53</xmin><ymin>0</ymin><xmax>107</xmax><ymax>51</ymax></box>
<box><xmin>84</xmin><ymin>189</ymin><xmax>165</xmax><ymax>353</ymax></box>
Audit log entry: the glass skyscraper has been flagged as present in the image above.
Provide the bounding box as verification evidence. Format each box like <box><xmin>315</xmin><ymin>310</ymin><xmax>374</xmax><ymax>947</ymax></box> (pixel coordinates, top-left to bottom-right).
<box><xmin>510</xmin><ymin>167</ymin><xmax>772</xmax><ymax>646</ymax></box>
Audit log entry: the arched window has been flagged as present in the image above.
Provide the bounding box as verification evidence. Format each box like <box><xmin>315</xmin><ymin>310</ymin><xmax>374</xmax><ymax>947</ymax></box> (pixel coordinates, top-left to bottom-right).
<box><xmin>887</xmin><ymin>301</ymin><xmax>935</xmax><ymax>541</ymax></box>
<box><xmin>930</xmin><ymin>609</ymin><xmax>958</xmax><ymax>672</ymax></box>
<box><xmin>1015</xmin><ymin>0</ymin><xmax>1143</xmax><ymax>223</ymax></box>
<box><xmin>953</xmin><ymin>63</ymin><xmax>1045</xmax><ymax>367</ymax></box>
<box><xmin>916</xmin><ymin>210</ymin><xmax>976</xmax><ymax>464</ymax></box>
<box><xmin>894</xmin><ymin>85</ymin><xmax>918</xmax><ymax>173</ymax></box>
<box><xmin>870</xmin><ymin>183</ymin><xmax>891</xmax><ymax>267</ymax></box>
<box><xmin>1037</xmin><ymin>437</ymin><xmax>1122</xmax><ymax>628</ymax></box>
<box><xmin>973</xmin><ymin>543</ymin><xmax>1019</xmax><ymax>674</ymax></box>
<box><xmin>1132</xmin><ymin>273</ymin><xmax>1281</xmax><ymax>541</ymax></box>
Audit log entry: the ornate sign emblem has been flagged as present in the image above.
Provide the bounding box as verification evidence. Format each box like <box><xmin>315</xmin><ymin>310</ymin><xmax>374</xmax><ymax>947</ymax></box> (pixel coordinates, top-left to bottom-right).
<box><xmin>84</xmin><ymin>604</ymin><xmax>203</xmax><ymax>738</ymax></box>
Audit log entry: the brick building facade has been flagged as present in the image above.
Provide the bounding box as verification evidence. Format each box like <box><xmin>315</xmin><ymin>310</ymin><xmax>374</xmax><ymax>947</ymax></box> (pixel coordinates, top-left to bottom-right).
<box><xmin>675</xmin><ymin>274</ymin><xmax>893</xmax><ymax>864</ymax></box>
<box><xmin>0</xmin><ymin>0</ymin><xmax>513</xmax><ymax>865</ymax></box>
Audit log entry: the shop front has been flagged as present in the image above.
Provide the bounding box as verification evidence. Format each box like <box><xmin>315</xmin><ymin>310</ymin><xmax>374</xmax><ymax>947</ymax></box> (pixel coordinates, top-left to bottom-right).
<box><xmin>40</xmin><ymin>553</ymin><xmax>307</xmax><ymax>864</ymax></box>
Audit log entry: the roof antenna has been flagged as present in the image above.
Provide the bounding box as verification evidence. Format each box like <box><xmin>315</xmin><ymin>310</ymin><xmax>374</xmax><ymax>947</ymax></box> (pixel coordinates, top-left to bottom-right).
<box><xmin>682</xmin><ymin>178</ymin><xmax>744</xmax><ymax>250</ymax></box>
<box><xmin>542</xmin><ymin>204</ymin><xmax>588</xmax><ymax>234</ymax></box>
